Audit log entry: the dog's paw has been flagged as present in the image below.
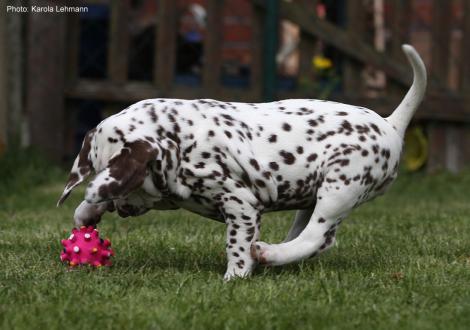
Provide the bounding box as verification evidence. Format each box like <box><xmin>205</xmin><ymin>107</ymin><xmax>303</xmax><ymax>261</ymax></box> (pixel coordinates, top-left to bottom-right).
<box><xmin>223</xmin><ymin>267</ymin><xmax>252</xmax><ymax>282</ymax></box>
<box><xmin>250</xmin><ymin>241</ymin><xmax>276</xmax><ymax>266</ymax></box>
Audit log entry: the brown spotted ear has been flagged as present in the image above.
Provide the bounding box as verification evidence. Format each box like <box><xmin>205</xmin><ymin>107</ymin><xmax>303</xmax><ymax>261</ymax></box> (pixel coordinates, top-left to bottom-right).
<box><xmin>57</xmin><ymin>129</ymin><xmax>96</xmax><ymax>206</ymax></box>
<box><xmin>84</xmin><ymin>140</ymin><xmax>160</xmax><ymax>203</ymax></box>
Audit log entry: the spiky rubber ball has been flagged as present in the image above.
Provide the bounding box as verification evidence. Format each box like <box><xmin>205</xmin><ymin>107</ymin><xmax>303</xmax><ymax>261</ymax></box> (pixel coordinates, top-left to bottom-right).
<box><xmin>60</xmin><ymin>226</ymin><xmax>114</xmax><ymax>267</ymax></box>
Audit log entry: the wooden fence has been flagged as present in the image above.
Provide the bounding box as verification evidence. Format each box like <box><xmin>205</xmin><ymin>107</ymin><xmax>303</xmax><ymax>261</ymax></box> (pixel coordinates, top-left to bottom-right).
<box><xmin>25</xmin><ymin>0</ymin><xmax>470</xmax><ymax>171</ymax></box>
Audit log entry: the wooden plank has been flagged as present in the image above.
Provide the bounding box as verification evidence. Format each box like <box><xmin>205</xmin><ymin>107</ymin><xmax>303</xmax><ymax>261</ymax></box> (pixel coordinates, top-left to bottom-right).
<box><xmin>26</xmin><ymin>2</ymin><xmax>67</xmax><ymax>162</ymax></box>
<box><xmin>431</xmin><ymin>0</ymin><xmax>451</xmax><ymax>89</ymax></box>
<box><xmin>63</xmin><ymin>100</ymin><xmax>79</xmax><ymax>161</ymax></box>
<box><xmin>460</xmin><ymin>0</ymin><xmax>470</xmax><ymax>91</ymax></box>
<box><xmin>462</xmin><ymin>125</ymin><xmax>470</xmax><ymax>167</ymax></box>
<box><xmin>66</xmin><ymin>13</ymin><xmax>80</xmax><ymax>83</ymax></box>
<box><xmin>444</xmin><ymin>124</ymin><xmax>461</xmax><ymax>173</ymax></box>
<box><xmin>66</xmin><ymin>79</ymin><xmax>269</xmax><ymax>103</ymax></box>
<box><xmin>297</xmin><ymin>0</ymin><xmax>317</xmax><ymax>97</ymax></box>
<box><xmin>426</xmin><ymin>123</ymin><xmax>447</xmax><ymax>173</ymax></box>
<box><xmin>388</xmin><ymin>0</ymin><xmax>411</xmax><ymax>97</ymax></box>
<box><xmin>66</xmin><ymin>80</ymin><xmax>162</xmax><ymax>102</ymax></box>
<box><xmin>343</xmin><ymin>0</ymin><xmax>366</xmax><ymax>97</ymax></box>
<box><xmin>66</xmin><ymin>79</ymin><xmax>470</xmax><ymax>122</ymax></box>
<box><xmin>427</xmin><ymin>123</ymin><xmax>466</xmax><ymax>173</ymax></box>
<box><xmin>389</xmin><ymin>0</ymin><xmax>410</xmax><ymax>59</ymax></box>
<box><xmin>250</xmin><ymin>5</ymin><xmax>265</xmax><ymax>100</ymax></box>
<box><xmin>155</xmin><ymin>0</ymin><xmax>177</xmax><ymax>96</ymax></box>
<box><xmin>203</xmin><ymin>0</ymin><xmax>224</xmax><ymax>96</ymax></box>
<box><xmin>338</xmin><ymin>94</ymin><xmax>470</xmax><ymax>122</ymax></box>
<box><xmin>262</xmin><ymin>0</ymin><xmax>279</xmax><ymax>101</ymax></box>
<box><xmin>253</xmin><ymin>0</ymin><xmax>412</xmax><ymax>87</ymax></box>
<box><xmin>108</xmin><ymin>0</ymin><xmax>129</xmax><ymax>83</ymax></box>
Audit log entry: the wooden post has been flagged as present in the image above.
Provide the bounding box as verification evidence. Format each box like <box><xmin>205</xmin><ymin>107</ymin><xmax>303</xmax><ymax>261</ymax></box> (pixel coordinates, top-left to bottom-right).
<box><xmin>298</xmin><ymin>0</ymin><xmax>317</xmax><ymax>98</ymax></box>
<box><xmin>262</xmin><ymin>0</ymin><xmax>279</xmax><ymax>101</ymax></box>
<box><xmin>26</xmin><ymin>1</ymin><xmax>67</xmax><ymax>162</ymax></box>
<box><xmin>431</xmin><ymin>1</ymin><xmax>451</xmax><ymax>89</ymax></box>
<box><xmin>460</xmin><ymin>0</ymin><xmax>470</xmax><ymax>91</ymax></box>
<box><xmin>156</xmin><ymin>0</ymin><xmax>177</xmax><ymax>96</ymax></box>
<box><xmin>426</xmin><ymin>123</ymin><xmax>447</xmax><ymax>173</ymax></box>
<box><xmin>251</xmin><ymin>5</ymin><xmax>265</xmax><ymax>101</ymax></box>
<box><xmin>108</xmin><ymin>1</ymin><xmax>129</xmax><ymax>83</ymax></box>
<box><xmin>203</xmin><ymin>0</ymin><xmax>224</xmax><ymax>97</ymax></box>
<box><xmin>343</xmin><ymin>0</ymin><xmax>366</xmax><ymax>98</ymax></box>
<box><xmin>462</xmin><ymin>124</ymin><xmax>470</xmax><ymax>168</ymax></box>
<box><xmin>428</xmin><ymin>1</ymin><xmax>455</xmax><ymax>172</ymax></box>
<box><xmin>64</xmin><ymin>13</ymin><xmax>81</xmax><ymax>160</ymax></box>
<box><xmin>66</xmin><ymin>13</ymin><xmax>81</xmax><ymax>84</ymax></box>
<box><xmin>0</xmin><ymin>7</ymin><xmax>7</xmax><ymax>151</ymax></box>
<box><xmin>459</xmin><ymin>3</ymin><xmax>470</xmax><ymax>169</ymax></box>
<box><xmin>388</xmin><ymin>0</ymin><xmax>410</xmax><ymax>99</ymax></box>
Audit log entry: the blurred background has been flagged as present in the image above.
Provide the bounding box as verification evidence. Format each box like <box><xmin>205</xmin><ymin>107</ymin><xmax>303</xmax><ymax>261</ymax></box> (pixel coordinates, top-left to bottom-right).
<box><xmin>0</xmin><ymin>0</ymin><xmax>469</xmax><ymax>173</ymax></box>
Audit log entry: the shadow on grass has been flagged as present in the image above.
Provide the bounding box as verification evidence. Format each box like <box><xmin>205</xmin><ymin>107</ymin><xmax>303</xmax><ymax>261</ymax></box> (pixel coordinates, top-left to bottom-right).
<box><xmin>109</xmin><ymin>242</ymin><xmax>394</xmax><ymax>279</ymax></box>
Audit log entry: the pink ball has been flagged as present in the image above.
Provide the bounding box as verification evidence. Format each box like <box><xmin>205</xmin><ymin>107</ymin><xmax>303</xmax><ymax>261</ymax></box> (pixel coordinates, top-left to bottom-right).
<box><xmin>60</xmin><ymin>226</ymin><xmax>114</xmax><ymax>267</ymax></box>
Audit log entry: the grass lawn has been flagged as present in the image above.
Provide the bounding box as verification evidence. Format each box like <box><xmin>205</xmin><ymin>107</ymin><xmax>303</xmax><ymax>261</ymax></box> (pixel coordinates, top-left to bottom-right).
<box><xmin>0</xmin><ymin>154</ymin><xmax>469</xmax><ymax>329</ymax></box>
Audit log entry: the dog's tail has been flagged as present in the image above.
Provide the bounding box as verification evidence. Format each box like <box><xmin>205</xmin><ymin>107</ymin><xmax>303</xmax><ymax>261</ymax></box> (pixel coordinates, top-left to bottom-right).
<box><xmin>387</xmin><ymin>45</ymin><xmax>427</xmax><ymax>137</ymax></box>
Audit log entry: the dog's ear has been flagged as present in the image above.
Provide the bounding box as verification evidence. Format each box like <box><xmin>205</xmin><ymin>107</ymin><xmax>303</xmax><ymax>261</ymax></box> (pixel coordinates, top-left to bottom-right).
<box><xmin>84</xmin><ymin>140</ymin><xmax>160</xmax><ymax>203</ymax></box>
<box><xmin>57</xmin><ymin>129</ymin><xmax>96</xmax><ymax>206</ymax></box>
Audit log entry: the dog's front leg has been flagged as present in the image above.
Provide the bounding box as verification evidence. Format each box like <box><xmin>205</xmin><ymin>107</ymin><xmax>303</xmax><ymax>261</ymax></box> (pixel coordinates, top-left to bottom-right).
<box><xmin>222</xmin><ymin>201</ymin><xmax>261</xmax><ymax>281</ymax></box>
<box><xmin>73</xmin><ymin>200</ymin><xmax>111</xmax><ymax>227</ymax></box>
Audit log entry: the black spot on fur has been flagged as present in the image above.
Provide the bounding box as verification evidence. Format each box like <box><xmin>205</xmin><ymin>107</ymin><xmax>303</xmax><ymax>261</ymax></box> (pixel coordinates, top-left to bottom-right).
<box><xmin>307</xmin><ymin>153</ymin><xmax>318</xmax><ymax>162</ymax></box>
<box><xmin>269</xmin><ymin>162</ymin><xmax>279</xmax><ymax>171</ymax></box>
<box><xmin>282</xmin><ymin>123</ymin><xmax>292</xmax><ymax>131</ymax></box>
<box><xmin>279</xmin><ymin>151</ymin><xmax>295</xmax><ymax>165</ymax></box>
<box><xmin>249</xmin><ymin>159</ymin><xmax>260</xmax><ymax>171</ymax></box>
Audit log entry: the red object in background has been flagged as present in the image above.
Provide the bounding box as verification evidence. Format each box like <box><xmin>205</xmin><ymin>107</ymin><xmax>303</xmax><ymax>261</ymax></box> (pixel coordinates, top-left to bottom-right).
<box><xmin>60</xmin><ymin>226</ymin><xmax>114</xmax><ymax>268</ymax></box>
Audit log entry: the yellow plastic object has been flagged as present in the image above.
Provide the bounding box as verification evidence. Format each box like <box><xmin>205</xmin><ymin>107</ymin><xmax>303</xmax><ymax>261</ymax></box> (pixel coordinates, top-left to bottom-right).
<box><xmin>403</xmin><ymin>126</ymin><xmax>428</xmax><ymax>171</ymax></box>
<box><xmin>312</xmin><ymin>55</ymin><xmax>333</xmax><ymax>70</ymax></box>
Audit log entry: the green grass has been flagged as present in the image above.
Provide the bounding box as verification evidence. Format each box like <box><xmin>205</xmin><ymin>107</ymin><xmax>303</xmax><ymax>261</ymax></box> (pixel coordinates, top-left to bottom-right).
<box><xmin>0</xmin><ymin>153</ymin><xmax>469</xmax><ymax>329</ymax></box>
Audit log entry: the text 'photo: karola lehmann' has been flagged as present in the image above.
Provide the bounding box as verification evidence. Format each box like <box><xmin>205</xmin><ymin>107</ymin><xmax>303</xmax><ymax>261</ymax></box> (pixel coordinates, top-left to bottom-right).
<box><xmin>6</xmin><ymin>4</ymin><xmax>88</xmax><ymax>13</ymax></box>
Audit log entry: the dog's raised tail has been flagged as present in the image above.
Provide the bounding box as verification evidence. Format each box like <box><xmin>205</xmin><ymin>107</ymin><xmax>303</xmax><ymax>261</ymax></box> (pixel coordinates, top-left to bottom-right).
<box><xmin>387</xmin><ymin>44</ymin><xmax>427</xmax><ymax>137</ymax></box>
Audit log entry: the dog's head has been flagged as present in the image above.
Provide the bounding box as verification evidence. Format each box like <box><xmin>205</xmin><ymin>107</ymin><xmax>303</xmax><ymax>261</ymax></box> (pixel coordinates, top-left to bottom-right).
<box><xmin>58</xmin><ymin>128</ymin><xmax>175</xmax><ymax>218</ymax></box>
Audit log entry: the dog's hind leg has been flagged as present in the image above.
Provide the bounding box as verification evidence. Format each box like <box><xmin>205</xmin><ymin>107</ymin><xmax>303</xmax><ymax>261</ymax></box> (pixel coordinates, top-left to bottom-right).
<box><xmin>251</xmin><ymin>186</ymin><xmax>354</xmax><ymax>266</ymax></box>
<box><xmin>283</xmin><ymin>208</ymin><xmax>314</xmax><ymax>243</ymax></box>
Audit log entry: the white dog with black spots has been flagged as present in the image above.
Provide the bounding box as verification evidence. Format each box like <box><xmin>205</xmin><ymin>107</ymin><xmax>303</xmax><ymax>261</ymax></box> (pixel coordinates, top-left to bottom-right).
<box><xmin>59</xmin><ymin>45</ymin><xmax>426</xmax><ymax>280</ymax></box>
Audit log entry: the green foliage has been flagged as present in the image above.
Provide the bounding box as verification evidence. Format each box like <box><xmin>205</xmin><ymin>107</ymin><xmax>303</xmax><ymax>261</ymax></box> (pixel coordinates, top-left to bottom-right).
<box><xmin>0</xmin><ymin>169</ymin><xmax>469</xmax><ymax>329</ymax></box>
<box><xmin>0</xmin><ymin>147</ymin><xmax>63</xmax><ymax>200</ymax></box>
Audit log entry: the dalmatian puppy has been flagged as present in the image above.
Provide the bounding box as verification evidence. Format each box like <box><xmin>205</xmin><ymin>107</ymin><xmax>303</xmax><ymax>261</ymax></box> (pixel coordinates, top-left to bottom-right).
<box><xmin>58</xmin><ymin>45</ymin><xmax>426</xmax><ymax>280</ymax></box>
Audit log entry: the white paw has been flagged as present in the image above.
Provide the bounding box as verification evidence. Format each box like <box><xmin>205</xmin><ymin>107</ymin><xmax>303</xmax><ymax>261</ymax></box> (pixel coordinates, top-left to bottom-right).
<box><xmin>223</xmin><ymin>264</ymin><xmax>253</xmax><ymax>282</ymax></box>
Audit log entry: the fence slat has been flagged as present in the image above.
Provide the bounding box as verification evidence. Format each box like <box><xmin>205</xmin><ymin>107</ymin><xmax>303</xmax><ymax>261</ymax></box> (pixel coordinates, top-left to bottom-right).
<box><xmin>431</xmin><ymin>0</ymin><xmax>451</xmax><ymax>89</ymax></box>
<box><xmin>390</xmin><ymin>0</ymin><xmax>410</xmax><ymax>58</ymax></box>
<box><xmin>388</xmin><ymin>0</ymin><xmax>411</xmax><ymax>98</ymax></box>
<box><xmin>27</xmin><ymin>6</ymin><xmax>66</xmax><ymax>161</ymax></box>
<box><xmin>108</xmin><ymin>1</ymin><xmax>129</xmax><ymax>83</ymax></box>
<box><xmin>250</xmin><ymin>5</ymin><xmax>264</xmax><ymax>101</ymax></box>
<box><xmin>460</xmin><ymin>1</ymin><xmax>470</xmax><ymax>91</ymax></box>
<box><xmin>203</xmin><ymin>0</ymin><xmax>224</xmax><ymax>96</ymax></box>
<box><xmin>66</xmin><ymin>13</ymin><xmax>80</xmax><ymax>83</ymax></box>
<box><xmin>343</xmin><ymin>0</ymin><xmax>366</xmax><ymax>97</ymax></box>
<box><xmin>155</xmin><ymin>0</ymin><xmax>177</xmax><ymax>95</ymax></box>
<box><xmin>297</xmin><ymin>0</ymin><xmax>317</xmax><ymax>97</ymax></box>
<box><xmin>0</xmin><ymin>6</ymin><xmax>7</xmax><ymax>148</ymax></box>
